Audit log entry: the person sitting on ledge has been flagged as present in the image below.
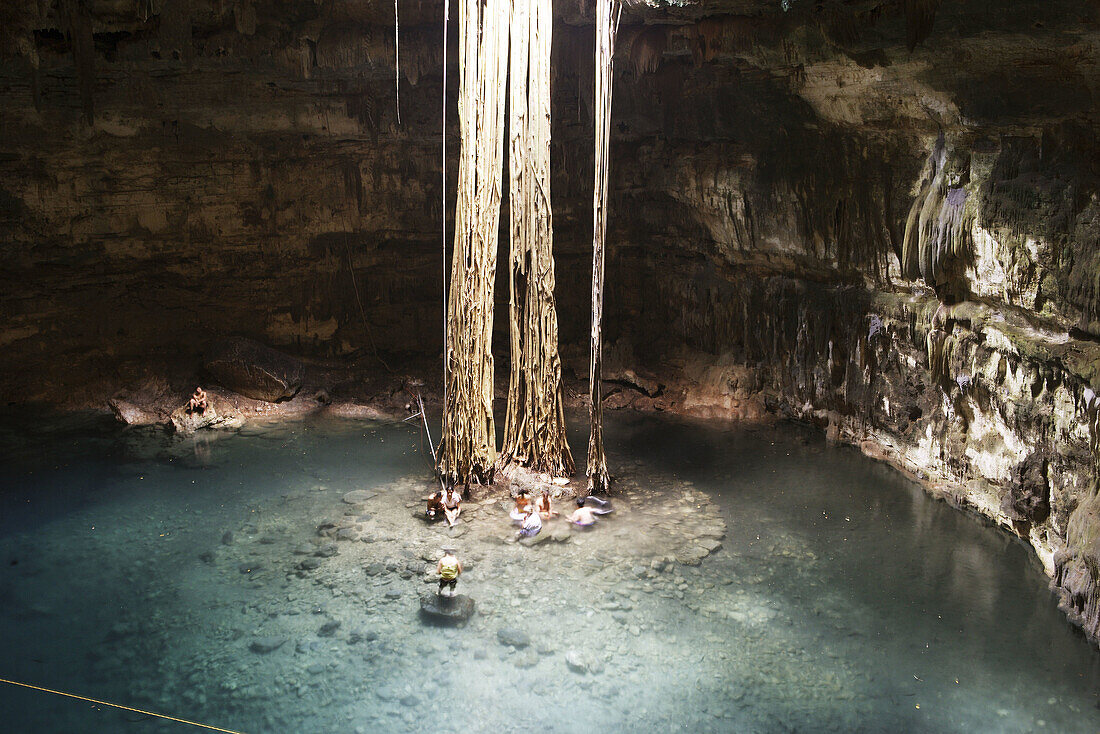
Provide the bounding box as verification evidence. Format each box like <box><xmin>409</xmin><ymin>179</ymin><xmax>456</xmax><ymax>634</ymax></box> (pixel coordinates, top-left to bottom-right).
<box><xmin>436</xmin><ymin>546</ymin><xmax>462</xmax><ymax>597</ymax></box>
<box><xmin>515</xmin><ymin>504</ymin><xmax>542</xmax><ymax>541</ymax></box>
<box><xmin>187</xmin><ymin>386</ymin><xmax>208</xmax><ymax>415</ymax></box>
<box><xmin>443</xmin><ymin>483</ymin><xmax>462</xmax><ymax>527</ymax></box>
<box><xmin>536</xmin><ymin>489</ymin><xmax>557</xmax><ymax>519</ymax></box>
<box><xmin>510</xmin><ymin>490</ymin><xmax>531</xmax><ymax>524</ymax></box>
<box><xmin>569</xmin><ymin>496</ymin><xmax>613</xmax><ymax>527</ymax></box>
<box><xmin>426</xmin><ymin>487</ymin><xmax>446</xmax><ymax>522</ymax></box>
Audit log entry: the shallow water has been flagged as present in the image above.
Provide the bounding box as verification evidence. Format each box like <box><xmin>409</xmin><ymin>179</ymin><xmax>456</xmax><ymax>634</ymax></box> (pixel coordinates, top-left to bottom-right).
<box><xmin>0</xmin><ymin>411</ymin><xmax>1098</xmax><ymax>733</ymax></box>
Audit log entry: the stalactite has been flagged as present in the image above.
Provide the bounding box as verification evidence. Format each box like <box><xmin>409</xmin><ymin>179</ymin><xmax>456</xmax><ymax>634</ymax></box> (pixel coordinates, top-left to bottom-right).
<box><xmin>904</xmin><ymin>0</ymin><xmax>941</xmax><ymax>51</ymax></box>
<box><xmin>628</xmin><ymin>26</ymin><xmax>665</xmax><ymax>77</ymax></box>
<box><xmin>902</xmin><ymin>133</ymin><xmax>973</xmax><ymax>289</ymax></box>
<box><xmin>690</xmin><ymin>16</ymin><xmax>760</xmax><ymax>66</ymax></box>
<box><xmin>500</xmin><ymin>0</ymin><xmax>575</xmax><ymax>478</ymax></box>
<box><xmin>926</xmin><ymin>327</ymin><xmax>955</xmax><ymax>384</ymax></box>
<box><xmin>587</xmin><ymin>0</ymin><xmax>622</xmax><ymax>495</ymax></box>
<box><xmin>63</xmin><ymin>0</ymin><xmax>95</xmax><ymax>125</ymax></box>
<box><xmin>438</xmin><ymin>0</ymin><xmax>509</xmax><ymax>487</ymax></box>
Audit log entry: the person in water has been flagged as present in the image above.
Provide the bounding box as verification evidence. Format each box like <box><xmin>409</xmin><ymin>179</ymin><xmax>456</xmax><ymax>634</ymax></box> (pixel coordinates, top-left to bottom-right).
<box><xmin>510</xmin><ymin>490</ymin><xmax>531</xmax><ymax>524</ymax></box>
<box><xmin>515</xmin><ymin>504</ymin><xmax>543</xmax><ymax>540</ymax></box>
<box><xmin>425</xmin><ymin>488</ymin><xmax>445</xmax><ymax>522</ymax></box>
<box><xmin>188</xmin><ymin>386</ymin><xmax>208</xmax><ymax>415</ymax></box>
<box><xmin>436</xmin><ymin>547</ymin><xmax>462</xmax><ymax>596</ymax></box>
<box><xmin>443</xmin><ymin>484</ymin><xmax>462</xmax><ymax>527</ymax></box>
<box><xmin>536</xmin><ymin>489</ymin><xmax>557</xmax><ymax>518</ymax></box>
<box><xmin>569</xmin><ymin>496</ymin><xmax>613</xmax><ymax>527</ymax></box>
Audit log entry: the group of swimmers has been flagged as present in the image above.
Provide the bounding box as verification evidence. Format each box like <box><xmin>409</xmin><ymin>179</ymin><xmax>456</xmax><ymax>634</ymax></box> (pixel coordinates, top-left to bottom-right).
<box><xmin>425</xmin><ymin>482</ymin><xmax>612</xmax><ymax>542</ymax></box>
<box><xmin>429</xmin><ymin>488</ymin><xmax>611</xmax><ymax>598</ymax></box>
<box><xmin>508</xmin><ymin>489</ymin><xmax>612</xmax><ymax>540</ymax></box>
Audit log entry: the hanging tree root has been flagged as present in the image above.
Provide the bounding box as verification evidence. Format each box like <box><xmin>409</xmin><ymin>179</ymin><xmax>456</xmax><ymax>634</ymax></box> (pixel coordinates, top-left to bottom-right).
<box><xmin>438</xmin><ymin>0</ymin><xmax>508</xmax><ymax>487</ymax></box>
<box><xmin>499</xmin><ymin>0</ymin><xmax>574</xmax><ymax>479</ymax></box>
<box><xmin>586</xmin><ymin>0</ymin><xmax>622</xmax><ymax>494</ymax></box>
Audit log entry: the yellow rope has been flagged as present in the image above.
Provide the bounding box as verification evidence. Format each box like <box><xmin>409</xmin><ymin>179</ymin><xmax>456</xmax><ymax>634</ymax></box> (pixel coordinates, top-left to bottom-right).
<box><xmin>0</xmin><ymin>677</ymin><xmax>245</xmax><ymax>734</ymax></box>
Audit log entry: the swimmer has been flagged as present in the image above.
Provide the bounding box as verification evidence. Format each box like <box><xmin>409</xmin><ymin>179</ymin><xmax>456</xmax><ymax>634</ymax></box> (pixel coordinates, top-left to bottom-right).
<box><xmin>536</xmin><ymin>489</ymin><xmax>557</xmax><ymax>518</ymax></box>
<box><xmin>443</xmin><ymin>484</ymin><xmax>462</xmax><ymax>527</ymax></box>
<box><xmin>436</xmin><ymin>546</ymin><xmax>462</xmax><ymax>596</ymax></box>
<box><xmin>425</xmin><ymin>488</ymin><xmax>445</xmax><ymax>522</ymax></box>
<box><xmin>569</xmin><ymin>496</ymin><xmax>613</xmax><ymax>527</ymax></box>
<box><xmin>509</xmin><ymin>490</ymin><xmax>531</xmax><ymax>524</ymax></box>
<box><xmin>515</xmin><ymin>505</ymin><xmax>543</xmax><ymax>541</ymax></box>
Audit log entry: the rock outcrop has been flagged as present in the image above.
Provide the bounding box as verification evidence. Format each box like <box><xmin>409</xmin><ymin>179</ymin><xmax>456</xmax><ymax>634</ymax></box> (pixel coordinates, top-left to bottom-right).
<box><xmin>204</xmin><ymin>337</ymin><xmax>304</xmax><ymax>402</ymax></box>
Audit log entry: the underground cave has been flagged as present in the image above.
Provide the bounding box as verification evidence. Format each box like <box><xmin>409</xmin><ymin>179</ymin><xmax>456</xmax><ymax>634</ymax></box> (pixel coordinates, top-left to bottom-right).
<box><xmin>3</xmin><ymin>0</ymin><xmax>1100</xmax><ymax>732</ymax></box>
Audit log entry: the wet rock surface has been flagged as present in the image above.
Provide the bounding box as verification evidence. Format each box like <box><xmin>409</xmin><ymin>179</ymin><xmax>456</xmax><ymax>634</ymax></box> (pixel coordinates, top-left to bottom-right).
<box><xmin>420</xmin><ymin>594</ymin><xmax>475</xmax><ymax>624</ymax></box>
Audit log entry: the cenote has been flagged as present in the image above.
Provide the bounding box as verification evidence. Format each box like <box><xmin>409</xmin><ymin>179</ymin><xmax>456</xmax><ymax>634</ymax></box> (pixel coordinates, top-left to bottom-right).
<box><xmin>1</xmin><ymin>412</ymin><xmax>1098</xmax><ymax>734</ymax></box>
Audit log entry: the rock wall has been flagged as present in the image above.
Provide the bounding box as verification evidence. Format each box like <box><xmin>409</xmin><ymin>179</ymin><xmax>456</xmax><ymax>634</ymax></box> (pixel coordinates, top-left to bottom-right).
<box><xmin>4</xmin><ymin>0</ymin><xmax>1100</xmax><ymax>641</ymax></box>
<box><xmin>582</xmin><ymin>0</ymin><xmax>1100</xmax><ymax>644</ymax></box>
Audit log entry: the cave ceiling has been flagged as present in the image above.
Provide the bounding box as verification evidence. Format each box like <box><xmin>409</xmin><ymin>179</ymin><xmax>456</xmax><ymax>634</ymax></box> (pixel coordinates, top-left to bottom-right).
<box><xmin>2</xmin><ymin>0</ymin><xmax>1096</xmax><ymax>139</ymax></box>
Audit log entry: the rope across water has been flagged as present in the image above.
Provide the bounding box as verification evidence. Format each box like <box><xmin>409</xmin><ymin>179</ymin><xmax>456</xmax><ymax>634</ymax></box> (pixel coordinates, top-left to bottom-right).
<box><xmin>0</xmin><ymin>677</ymin><xmax>244</xmax><ymax>733</ymax></box>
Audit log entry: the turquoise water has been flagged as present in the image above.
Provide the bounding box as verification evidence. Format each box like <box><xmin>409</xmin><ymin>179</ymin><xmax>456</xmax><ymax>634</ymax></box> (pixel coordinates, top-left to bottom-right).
<box><xmin>0</xmin><ymin>411</ymin><xmax>1098</xmax><ymax>733</ymax></box>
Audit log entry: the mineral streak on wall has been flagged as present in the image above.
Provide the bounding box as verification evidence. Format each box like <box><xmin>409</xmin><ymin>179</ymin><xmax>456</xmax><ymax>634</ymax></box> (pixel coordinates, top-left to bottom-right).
<box><xmin>4</xmin><ymin>1</ymin><xmax>1100</xmax><ymax>642</ymax></box>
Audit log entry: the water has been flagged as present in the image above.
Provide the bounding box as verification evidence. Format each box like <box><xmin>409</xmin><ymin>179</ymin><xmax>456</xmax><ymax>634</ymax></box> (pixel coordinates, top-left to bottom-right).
<box><xmin>0</xmin><ymin>410</ymin><xmax>1098</xmax><ymax>733</ymax></box>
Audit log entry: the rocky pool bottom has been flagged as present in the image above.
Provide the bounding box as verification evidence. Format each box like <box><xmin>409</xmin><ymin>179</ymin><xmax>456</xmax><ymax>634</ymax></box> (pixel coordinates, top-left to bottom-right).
<box><xmin>0</xmin><ymin>412</ymin><xmax>1099</xmax><ymax>734</ymax></box>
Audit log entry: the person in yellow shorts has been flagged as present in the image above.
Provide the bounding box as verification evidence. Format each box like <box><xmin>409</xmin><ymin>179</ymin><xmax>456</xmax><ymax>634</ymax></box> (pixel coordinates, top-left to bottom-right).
<box><xmin>436</xmin><ymin>546</ymin><xmax>462</xmax><ymax>597</ymax></box>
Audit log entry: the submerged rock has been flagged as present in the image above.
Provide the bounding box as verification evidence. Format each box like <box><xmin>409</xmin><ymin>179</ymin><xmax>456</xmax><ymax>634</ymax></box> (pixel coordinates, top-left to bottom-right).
<box><xmin>343</xmin><ymin>490</ymin><xmax>375</xmax><ymax>505</ymax></box>
<box><xmin>419</xmin><ymin>593</ymin><xmax>475</xmax><ymax>624</ymax></box>
<box><xmin>497</xmin><ymin>627</ymin><xmax>531</xmax><ymax>648</ymax></box>
<box><xmin>249</xmin><ymin>637</ymin><xmax>286</xmax><ymax>654</ymax></box>
<box><xmin>565</xmin><ymin>649</ymin><xmax>589</xmax><ymax>674</ymax></box>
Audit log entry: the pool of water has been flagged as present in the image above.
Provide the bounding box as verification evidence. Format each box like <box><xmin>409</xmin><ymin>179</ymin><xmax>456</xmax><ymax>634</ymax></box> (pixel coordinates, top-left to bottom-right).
<box><xmin>0</xmin><ymin>410</ymin><xmax>1097</xmax><ymax>733</ymax></box>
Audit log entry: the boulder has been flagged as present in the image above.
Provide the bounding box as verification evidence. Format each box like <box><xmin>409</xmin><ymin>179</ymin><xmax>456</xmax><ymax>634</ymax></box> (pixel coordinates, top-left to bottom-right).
<box><xmin>204</xmin><ymin>337</ymin><xmax>304</xmax><ymax>402</ymax></box>
<box><xmin>169</xmin><ymin>403</ymin><xmax>242</xmax><ymax>435</ymax></box>
<box><xmin>419</xmin><ymin>593</ymin><xmax>475</xmax><ymax>625</ymax></box>
<box><xmin>518</xmin><ymin>531</ymin><xmax>550</xmax><ymax>547</ymax></box>
<box><xmin>107</xmin><ymin>398</ymin><xmax>160</xmax><ymax>427</ymax></box>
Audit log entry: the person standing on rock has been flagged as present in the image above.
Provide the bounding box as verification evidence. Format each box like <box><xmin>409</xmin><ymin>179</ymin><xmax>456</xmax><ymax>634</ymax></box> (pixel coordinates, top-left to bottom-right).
<box><xmin>437</xmin><ymin>546</ymin><xmax>462</xmax><ymax>597</ymax></box>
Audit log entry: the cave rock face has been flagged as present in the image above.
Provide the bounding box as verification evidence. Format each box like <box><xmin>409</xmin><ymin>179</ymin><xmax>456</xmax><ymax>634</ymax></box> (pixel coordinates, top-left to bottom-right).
<box><xmin>203</xmin><ymin>337</ymin><xmax>304</xmax><ymax>402</ymax></box>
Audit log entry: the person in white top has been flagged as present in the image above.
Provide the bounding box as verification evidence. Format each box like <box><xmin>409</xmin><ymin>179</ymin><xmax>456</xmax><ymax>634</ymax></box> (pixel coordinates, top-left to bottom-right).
<box><xmin>515</xmin><ymin>505</ymin><xmax>543</xmax><ymax>541</ymax></box>
<box><xmin>443</xmin><ymin>485</ymin><xmax>462</xmax><ymax>527</ymax></box>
